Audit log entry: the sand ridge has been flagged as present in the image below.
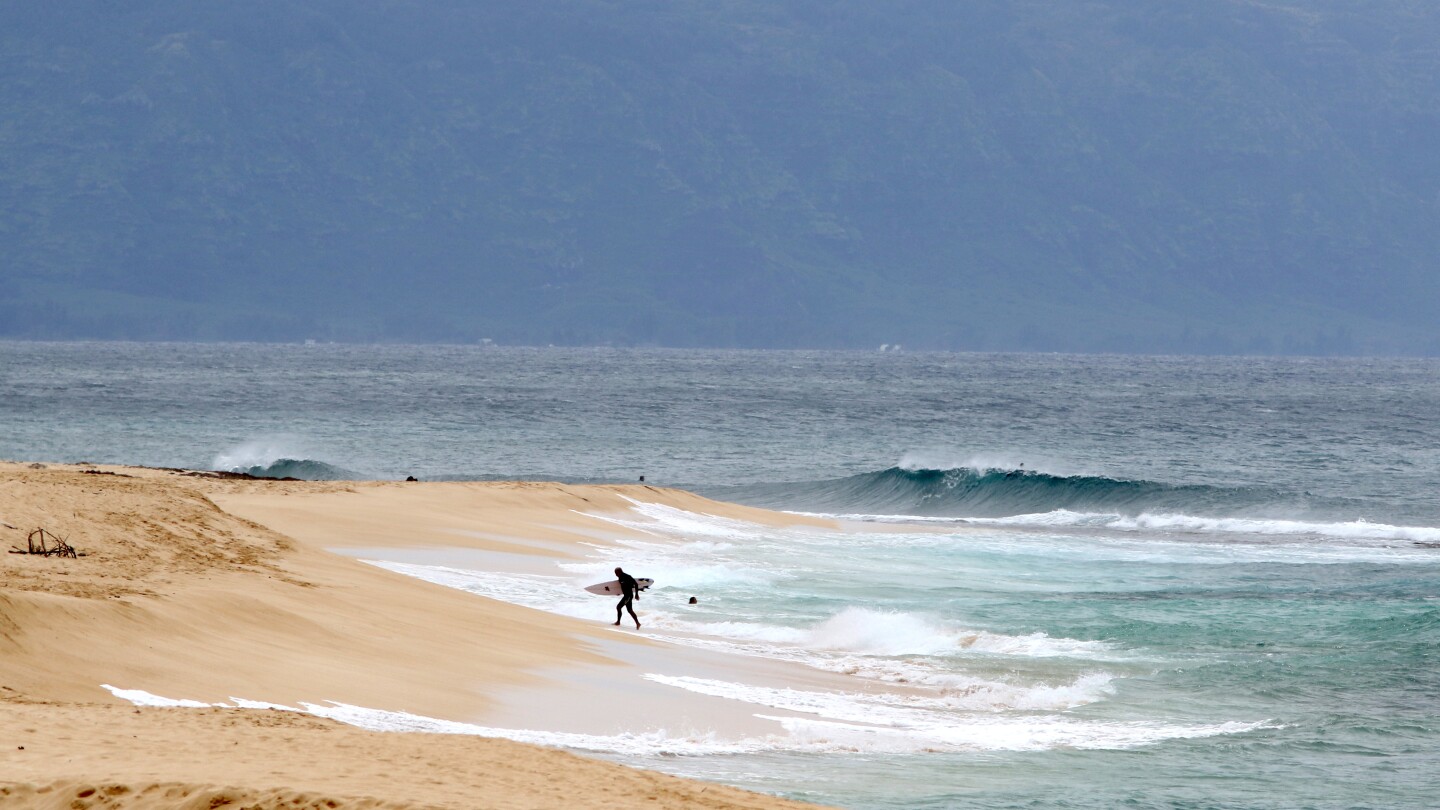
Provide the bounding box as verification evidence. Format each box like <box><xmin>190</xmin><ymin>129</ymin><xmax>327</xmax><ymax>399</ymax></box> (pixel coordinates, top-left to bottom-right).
<box><xmin>0</xmin><ymin>462</ymin><xmax>833</xmax><ymax>809</ymax></box>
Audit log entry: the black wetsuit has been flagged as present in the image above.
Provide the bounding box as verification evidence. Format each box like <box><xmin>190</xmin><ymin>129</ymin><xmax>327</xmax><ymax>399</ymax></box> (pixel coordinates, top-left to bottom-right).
<box><xmin>618</xmin><ymin>571</ymin><xmax>639</xmax><ymax>604</ymax></box>
<box><xmin>616</xmin><ymin>571</ymin><xmax>641</xmax><ymax>627</ymax></box>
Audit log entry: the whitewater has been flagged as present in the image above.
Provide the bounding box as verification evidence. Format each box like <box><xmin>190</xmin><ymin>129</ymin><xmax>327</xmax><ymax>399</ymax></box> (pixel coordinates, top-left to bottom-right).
<box><xmin>3</xmin><ymin>342</ymin><xmax>1439</xmax><ymax>808</ymax></box>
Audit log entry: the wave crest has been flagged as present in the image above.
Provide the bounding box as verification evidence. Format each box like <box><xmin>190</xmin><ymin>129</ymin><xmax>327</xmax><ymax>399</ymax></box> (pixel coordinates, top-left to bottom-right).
<box><xmin>721</xmin><ymin>464</ymin><xmax>1334</xmax><ymax>520</ymax></box>
<box><xmin>229</xmin><ymin>458</ymin><xmax>359</xmax><ymax>481</ymax></box>
<box><xmin>212</xmin><ymin>440</ymin><xmax>359</xmax><ymax>480</ymax></box>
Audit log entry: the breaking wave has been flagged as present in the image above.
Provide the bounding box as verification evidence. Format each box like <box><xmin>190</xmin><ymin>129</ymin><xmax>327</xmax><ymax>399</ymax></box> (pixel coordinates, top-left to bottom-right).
<box><xmin>715</xmin><ymin>465</ymin><xmax>1354</xmax><ymax>520</ymax></box>
<box><xmin>212</xmin><ymin>440</ymin><xmax>361</xmax><ymax>480</ymax></box>
<box><xmin>227</xmin><ymin>458</ymin><xmax>359</xmax><ymax>480</ymax></box>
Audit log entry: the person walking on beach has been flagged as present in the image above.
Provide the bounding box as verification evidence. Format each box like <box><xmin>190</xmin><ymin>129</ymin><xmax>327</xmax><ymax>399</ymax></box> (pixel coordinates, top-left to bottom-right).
<box><xmin>613</xmin><ymin>566</ymin><xmax>641</xmax><ymax>629</ymax></box>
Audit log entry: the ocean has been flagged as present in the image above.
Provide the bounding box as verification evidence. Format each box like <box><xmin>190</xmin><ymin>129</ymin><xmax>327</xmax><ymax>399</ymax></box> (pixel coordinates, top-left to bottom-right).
<box><xmin>4</xmin><ymin>342</ymin><xmax>1438</xmax><ymax>809</ymax></box>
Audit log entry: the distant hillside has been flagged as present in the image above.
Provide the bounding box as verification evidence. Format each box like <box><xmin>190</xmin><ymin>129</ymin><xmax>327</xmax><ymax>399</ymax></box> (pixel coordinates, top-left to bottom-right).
<box><xmin>2</xmin><ymin>1</ymin><xmax>1438</xmax><ymax>353</ymax></box>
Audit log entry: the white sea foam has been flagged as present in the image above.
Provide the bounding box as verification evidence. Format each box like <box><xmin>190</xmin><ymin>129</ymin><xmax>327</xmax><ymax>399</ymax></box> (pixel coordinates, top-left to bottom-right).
<box><xmin>102</xmin><ymin>685</ymin><xmax>214</xmax><ymax>708</ymax></box>
<box><xmin>807</xmin><ymin>607</ymin><xmax>955</xmax><ymax>655</ymax></box>
<box><xmin>597</xmin><ymin>498</ymin><xmax>858</xmax><ymax>562</ymax></box>
<box><xmin>211</xmin><ymin>437</ymin><xmax>313</xmax><ymax>472</ymax></box>
<box><xmin>102</xmin><ymin>684</ymin><xmax>1268</xmax><ymax>755</ymax></box>
<box><xmin>644</xmin><ymin>670</ymin><xmax>1114</xmax><ymax>715</ymax></box>
<box><xmin>798</xmin><ymin>508</ymin><xmax>1440</xmax><ymax>555</ymax></box>
<box><xmin>654</xmin><ymin>619</ymin><xmax>809</xmax><ymax>645</ymax></box>
<box><xmin>359</xmin><ymin>501</ymin><xmax>1154</xmax><ymax>759</ymax></box>
<box><xmin>762</xmin><ymin>712</ymin><xmax>1273</xmax><ymax>753</ymax></box>
<box><xmin>363</xmin><ymin>557</ymin><xmax>772</xmax><ymax>625</ymax></box>
<box><xmin>896</xmin><ymin>451</ymin><xmax>1087</xmax><ymax>477</ymax></box>
<box><xmin>588</xmin><ymin>499</ymin><xmax>776</xmax><ymax>542</ymax></box>
<box><xmin>800</xmin><ymin>607</ymin><xmax>1111</xmax><ymax>658</ymax></box>
<box><xmin>102</xmin><ymin>685</ymin><xmax>772</xmax><ymax>756</ymax></box>
<box><xmin>961</xmin><ymin>511</ymin><xmax>1440</xmax><ymax>557</ymax></box>
<box><xmin>639</xmin><ymin>675</ymin><xmax>1271</xmax><ymax>752</ymax></box>
<box><xmin>657</xmin><ymin>606</ymin><xmax>1111</xmax><ymax>660</ymax></box>
<box><xmin>363</xmin><ymin>560</ymin><xmax>597</xmax><ymax>619</ymax></box>
<box><xmin>365</xmin><ymin>554</ymin><xmax>1119</xmax><ymax>717</ymax></box>
<box><xmin>1105</xmin><ymin>512</ymin><xmax>1440</xmax><ymax>544</ymax></box>
<box><xmin>656</xmin><ymin>632</ymin><xmax>1122</xmax><ymax>708</ymax></box>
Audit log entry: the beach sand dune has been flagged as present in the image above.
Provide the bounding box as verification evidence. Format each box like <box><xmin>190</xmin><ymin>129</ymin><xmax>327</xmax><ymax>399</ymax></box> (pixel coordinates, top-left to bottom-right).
<box><xmin>0</xmin><ymin>463</ymin><xmax>831</xmax><ymax>809</ymax></box>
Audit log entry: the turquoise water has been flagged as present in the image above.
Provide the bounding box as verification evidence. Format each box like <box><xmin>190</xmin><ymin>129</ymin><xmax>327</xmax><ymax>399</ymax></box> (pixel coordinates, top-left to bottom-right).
<box><xmin>386</xmin><ymin>498</ymin><xmax>1431</xmax><ymax>809</ymax></box>
<box><xmin>623</xmin><ymin>519</ymin><xmax>1439</xmax><ymax>809</ymax></box>
<box><xmin>3</xmin><ymin>343</ymin><xmax>1439</xmax><ymax>808</ymax></box>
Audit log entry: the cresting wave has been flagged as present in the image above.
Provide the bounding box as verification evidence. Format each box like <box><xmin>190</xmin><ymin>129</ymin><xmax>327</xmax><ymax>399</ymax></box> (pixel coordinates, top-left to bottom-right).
<box><xmin>227</xmin><ymin>458</ymin><xmax>359</xmax><ymax>480</ymax></box>
<box><xmin>212</xmin><ymin>440</ymin><xmax>361</xmax><ymax>480</ymax></box>
<box><xmin>709</xmin><ymin>463</ymin><xmax>1440</xmax><ymax>543</ymax></box>
<box><xmin>717</xmin><ymin>465</ymin><xmax>1316</xmax><ymax>519</ymax></box>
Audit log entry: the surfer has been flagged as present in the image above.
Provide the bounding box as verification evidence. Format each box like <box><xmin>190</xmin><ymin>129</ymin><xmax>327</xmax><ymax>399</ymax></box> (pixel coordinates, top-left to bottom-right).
<box><xmin>613</xmin><ymin>566</ymin><xmax>641</xmax><ymax>629</ymax></box>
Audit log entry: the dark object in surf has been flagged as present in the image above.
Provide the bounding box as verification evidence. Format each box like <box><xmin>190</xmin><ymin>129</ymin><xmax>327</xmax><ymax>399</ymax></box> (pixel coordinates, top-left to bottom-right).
<box><xmin>405</xmin><ymin>475</ymin><xmax>418</xmax><ymax>481</ymax></box>
<box><xmin>9</xmin><ymin>527</ymin><xmax>83</xmax><ymax>558</ymax></box>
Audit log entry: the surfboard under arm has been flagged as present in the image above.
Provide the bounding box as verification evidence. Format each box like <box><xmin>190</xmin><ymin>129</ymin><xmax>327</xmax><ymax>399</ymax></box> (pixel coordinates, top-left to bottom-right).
<box><xmin>584</xmin><ymin>577</ymin><xmax>654</xmax><ymax>595</ymax></box>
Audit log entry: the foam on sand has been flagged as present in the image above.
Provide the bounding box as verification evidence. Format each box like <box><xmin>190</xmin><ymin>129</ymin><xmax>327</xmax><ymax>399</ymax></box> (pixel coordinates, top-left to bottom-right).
<box><xmin>102</xmin><ymin>684</ymin><xmax>1272</xmax><ymax>756</ymax></box>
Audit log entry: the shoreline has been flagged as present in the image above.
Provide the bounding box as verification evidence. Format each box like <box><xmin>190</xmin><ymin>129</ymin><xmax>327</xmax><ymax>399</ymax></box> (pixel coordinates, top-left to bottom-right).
<box><xmin>0</xmin><ymin>460</ymin><xmax>838</xmax><ymax>809</ymax></box>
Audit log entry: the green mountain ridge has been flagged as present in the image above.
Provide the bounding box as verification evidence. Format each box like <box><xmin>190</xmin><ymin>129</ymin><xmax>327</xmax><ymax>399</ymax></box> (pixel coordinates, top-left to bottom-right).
<box><xmin>2</xmin><ymin>1</ymin><xmax>1438</xmax><ymax>353</ymax></box>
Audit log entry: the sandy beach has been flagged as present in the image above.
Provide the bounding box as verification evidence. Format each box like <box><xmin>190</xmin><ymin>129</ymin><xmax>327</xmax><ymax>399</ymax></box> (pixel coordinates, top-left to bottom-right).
<box><xmin>0</xmin><ymin>462</ymin><xmax>837</xmax><ymax>809</ymax></box>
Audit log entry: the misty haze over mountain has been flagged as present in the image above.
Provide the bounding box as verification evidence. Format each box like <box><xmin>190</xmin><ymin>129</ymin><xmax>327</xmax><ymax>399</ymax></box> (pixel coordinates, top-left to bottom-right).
<box><xmin>3</xmin><ymin>1</ymin><xmax>1438</xmax><ymax>353</ymax></box>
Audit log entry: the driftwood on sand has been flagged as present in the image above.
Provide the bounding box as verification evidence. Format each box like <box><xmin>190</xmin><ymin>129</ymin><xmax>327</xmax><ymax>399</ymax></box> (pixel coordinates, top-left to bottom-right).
<box><xmin>9</xmin><ymin>527</ymin><xmax>83</xmax><ymax>558</ymax></box>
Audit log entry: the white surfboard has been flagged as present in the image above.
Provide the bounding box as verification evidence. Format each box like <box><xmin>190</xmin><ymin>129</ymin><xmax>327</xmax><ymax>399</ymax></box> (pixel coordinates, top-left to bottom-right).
<box><xmin>584</xmin><ymin>577</ymin><xmax>654</xmax><ymax>595</ymax></box>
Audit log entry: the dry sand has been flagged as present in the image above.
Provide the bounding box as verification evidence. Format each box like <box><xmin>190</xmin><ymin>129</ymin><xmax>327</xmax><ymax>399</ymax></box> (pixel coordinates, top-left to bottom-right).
<box><xmin>0</xmin><ymin>462</ymin><xmax>836</xmax><ymax>809</ymax></box>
